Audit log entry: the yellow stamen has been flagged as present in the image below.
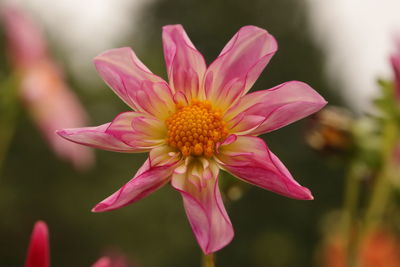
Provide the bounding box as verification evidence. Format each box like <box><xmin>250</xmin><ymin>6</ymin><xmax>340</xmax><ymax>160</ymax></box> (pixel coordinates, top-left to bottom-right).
<box><xmin>165</xmin><ymin>99</ymin><xmax>228</xmax><ymax>157</ymax></box>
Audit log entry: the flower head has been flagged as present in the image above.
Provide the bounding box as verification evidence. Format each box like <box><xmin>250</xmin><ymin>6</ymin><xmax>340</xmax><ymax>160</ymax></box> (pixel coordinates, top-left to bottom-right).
<box><xmin>1</xmin><ymin>5</ymin><xmax>93</xmax><ymax>170</ymax></box>
<box><xmin>58</xmin><ymin>25</ymin><xmax>327</xmax><ymax>253</ymax></box>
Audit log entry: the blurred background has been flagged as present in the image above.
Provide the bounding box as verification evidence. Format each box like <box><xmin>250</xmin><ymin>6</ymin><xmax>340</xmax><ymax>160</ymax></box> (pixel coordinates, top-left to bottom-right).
<box><xmin>1</xmin><ymin>0</ymin><xmax>399</xmax><ymax>266</ymax></box>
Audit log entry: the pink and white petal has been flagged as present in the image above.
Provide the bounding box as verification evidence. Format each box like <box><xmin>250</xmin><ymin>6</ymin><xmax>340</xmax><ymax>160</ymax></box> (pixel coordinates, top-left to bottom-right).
<box><xmin>21</xmin><ymin>60</ymin><xmax>94</xmax><ymax>170</ymax></box>
<box><xmin>173</xmin><ymin>90</ymin><xmax>189</xmax><ymax>106</ymax></box>
<box><xmin>163</xmin><ymin>25</ymin><xmax>207</xmax><ymax>100</ymax></box>
<box><xmin>134</xmin><ymin>81</ymin><xmax>176</xmax><ymax>120</ymax></box>
<box><xmin>204</xmin><ymin>26</ymin><xmax>277</xmax><ymax>110</ymax></box>
<box><xmin>26</xmin><ymin>221</ymin><xmax>50</xmax><ymax>267</ymax></box>
<box><xmin>57</xmin><ymin>111</ymin><xmax>166</xmax><ymax>153</ymax></box>
<box><xmin>216</xmin><ymin>135</ymin><xmax>313</xmax><ymax>200</ymax></box>
<box><xmin>228</xmin><ymin>114</ymin><xmax>266</xmax><ymax>135</ymax></box>
<box><xmin>171</xmin><ymin>159</ymin><xmax>233</xmax><ymax>254</ymax></box>
<box><xmin>2</xmin><ymin>6</ymin><xmax>47</xmax><ymax>68</ymax></box>
<box><xmin>226</xmin><ymin>81</ymin><xmax>327</xmax><ymax>135</ymax></box>
<box><xmin>94</xmin><ymin>48</ymin><xmax>175</xmax><ymax>119</ymax></box>
<box><xmin>107</xmin><ymin>112</ymin><xmax>166</xmax><ymax>149</ymax></box>
<box><xmin>149</xmin><ymin>145</ymin><xmax>182</xmax><ymax>167</ymax></box>
<box><xmin>92</xmin><ymin>148</ymin><xmax>181</xmax><ymax>212</ymax></box>
<box><xmin>57</xmin><ymin>123</ymin><xmax>138</xmax><ymax>152</ymax></box>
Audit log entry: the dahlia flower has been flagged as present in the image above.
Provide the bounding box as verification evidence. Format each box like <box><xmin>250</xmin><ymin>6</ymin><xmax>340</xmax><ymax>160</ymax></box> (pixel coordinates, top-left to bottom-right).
<box><xmin>1</xmin><ymin>6</ymin><xmax>93</xmax><ymax>170</ymax></box>
<box><xmin>58</xmin><ymin>25</ymin><xmax>327</xmax><ymax>253</ymax></box>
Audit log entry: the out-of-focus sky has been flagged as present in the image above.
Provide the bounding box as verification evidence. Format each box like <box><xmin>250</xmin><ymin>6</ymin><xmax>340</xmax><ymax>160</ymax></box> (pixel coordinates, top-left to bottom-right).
<box><xmin>307</xmin><ymin>0</ymin><xmax>400</xmax><ymax>112</ymax></box>
<box><xmin>3</xmin><ymin>0</ymin><xmax>152</xmax><ymax>84</ymax></box>
<box><xmin>5</xmin><ymin>0</ymin><xmax>400</xmax><ymax>109</ymax></box>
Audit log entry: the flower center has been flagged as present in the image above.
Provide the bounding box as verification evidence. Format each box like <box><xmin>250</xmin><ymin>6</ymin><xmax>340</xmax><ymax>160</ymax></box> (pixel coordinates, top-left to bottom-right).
<box><xmin>165</xmin><ymin>99</ymin><xmax>229</xmax><ymax>157</ymax></box>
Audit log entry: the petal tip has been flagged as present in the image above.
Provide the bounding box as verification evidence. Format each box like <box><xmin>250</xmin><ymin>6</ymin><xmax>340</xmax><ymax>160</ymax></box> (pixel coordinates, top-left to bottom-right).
<box><xmin>93</xmin><ymin>47</ymin><xmax>131</xmax><ymax>61</ymax></box>
<box><xmin>203</xmin><ymin>230</ymin><xmax>235</xmax><ymax>254</ymax></box>
<box><xmin>163</xmin><ymin>24</ymin><xmax>183</xmax><ymax>31</ymax></box>
<box><xmin>239</xmin><ymin>25</ymin><xmax>278</xmax><ymax>49</ymax></box>
<box><xmin>55</xmin><ymin>129</ymin><xmax>65</xmax><ymax>137</ymax></box>
<box><xmin>91</xmin><ymin>203</ymin><xmax>108</xmax><ymax>213</ymax></box>
<box><xmin>33</xmin><ymin>220</ymin><xmax>48</xmax><ymax>233</ymax></box>
<box><xmin>301</xmin><ymin>187</ymin><xmax>314</xmax><ymax>200</ymax></box>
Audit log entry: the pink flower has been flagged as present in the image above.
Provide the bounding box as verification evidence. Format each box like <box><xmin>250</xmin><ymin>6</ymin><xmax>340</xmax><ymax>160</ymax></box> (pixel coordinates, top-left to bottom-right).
<box><xmin>92</xmin><ymin>258</ymin><xmax>113</xmax><ymax>267</ymax></box>
<box><xmin>58</xmin><ymin>25</ymin><xmax>327</xmax><ymax>253</ymax></box>
<box><xmin>25</xmin><ymin>221</ymin><xmax>50</xmax><ymax>267</ymax></box>
<box><xmin>92</xmin><ymin>256</ymin><xmax>132</xmax><ymax>267</ymax></box>
<box><xmin>25</xmin><ymin>221</ymin><xmax>128</xmax><ymax>267</ymax></box>
<box><xmin>391</xmin><ymin>41</ymin><xmax>400</xmax><ymax>102</ymax></box>
<box><xmin>1</xmin><ymin>6</ymin><xmax>93</xmax><ymax>170</ymax></box>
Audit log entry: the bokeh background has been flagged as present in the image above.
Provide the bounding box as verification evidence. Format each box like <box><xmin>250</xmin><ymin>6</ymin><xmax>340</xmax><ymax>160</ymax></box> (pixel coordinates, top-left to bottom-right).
<box><xmin>1</xmin><ymin>0</ymin><xmax>399</xmax><ymax>266</ymax></box>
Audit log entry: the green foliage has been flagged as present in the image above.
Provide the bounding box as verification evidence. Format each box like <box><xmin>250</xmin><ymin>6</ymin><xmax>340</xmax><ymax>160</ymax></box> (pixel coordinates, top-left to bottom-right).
<box><xmin>375</xmin><ymin>79</ymin><xmax>400</xmax><ymax>122</ymax></box>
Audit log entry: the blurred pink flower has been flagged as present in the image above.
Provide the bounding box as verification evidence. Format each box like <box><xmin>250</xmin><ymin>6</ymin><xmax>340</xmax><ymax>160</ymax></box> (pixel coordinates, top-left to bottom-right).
<box><xmin>390</xmin><ymin>43</ymin><xmax>400</xmax><ymax>165</ymax></box>
<box><xmin>25</xmin><ymin>221</ymin><xmax>129</xmax><ymax>267</ymax></box>
<box><xmin>92</xmin><ymin>256</ymin><xmax>132</xmax><ymax>267</ymax></box>
<box><xmin>58</xmin><ymin>25</ymin><xmax>327</xmax><ymax>253</ymax></box>
<box><xmin>25</xmin><ymin>221</ymin><xmax>50</xmax><ymax>267</ymax></box>
<box><xmin>390</xmin><ymin>42</ymin><xmax>400</xmax><ymax>102</ymax></box>
<box><xmin>92</xmin><ymin>258</ymin><xmax>113</xmax><ymax>267</ymax></box>
<box><xmin>1</xmin><ymin>6</ymin><xmax>93</xmax><ymax>170</ymax></box>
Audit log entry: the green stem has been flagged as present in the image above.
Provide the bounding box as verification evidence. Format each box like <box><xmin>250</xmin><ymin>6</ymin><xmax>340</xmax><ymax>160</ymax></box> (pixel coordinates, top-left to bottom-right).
<box><xmin>342</xmin><ymin>161</ymin><xmax>361</xmax><ymax>267</ymax></box>
<box><xmin>363</xmin><ymin>120</ymin><xmax>398</xmax><ymax>232</ymax></box>
<box><xmin>202</xmin><ymin>253</ymin><xmax>215</xmax><ymax>267</ymax></box>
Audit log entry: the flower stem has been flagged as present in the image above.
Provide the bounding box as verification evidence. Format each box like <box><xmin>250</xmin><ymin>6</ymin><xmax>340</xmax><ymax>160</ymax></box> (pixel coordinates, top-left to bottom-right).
<box><xmin>363</xmin><ymin>120</ymin><xmax>398</xmax><ymax>232</ymax></box>
<box><xmin>202</xmin><ymin>253</ymin><xmax>215</xmax><ymax>267</ymax></box>
<box><xmin>342</xmin><ymin>161</ymin><xmax>361</xmax><ymax>267</ymax></box>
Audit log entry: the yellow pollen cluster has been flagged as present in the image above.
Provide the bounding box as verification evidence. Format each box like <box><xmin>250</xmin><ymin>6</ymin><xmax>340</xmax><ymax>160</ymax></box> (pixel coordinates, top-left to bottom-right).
<box><xmin>165</xmin><ymin>99</ymin><xmax>229</xmax><ymax>157</ymax></box>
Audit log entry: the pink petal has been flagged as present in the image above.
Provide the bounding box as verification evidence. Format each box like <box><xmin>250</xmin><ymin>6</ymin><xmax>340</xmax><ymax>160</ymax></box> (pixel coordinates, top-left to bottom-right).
<box><xmin>391</xmin><ymin>52</ymin><xmax>400</xmax><ymax>102</ymax></box>
<box><xmin>204</xmin><ymin>26</ymin><xmax>277</xmax><ymax>111</ymax></box>
<box><xmin>91</xmin><ymin>257</ymin><xmax>111</xmax><ymax>267</ymax></box>
<box><xmin>92</xmin><ymin>146</ymin><xmax>181</xmax><ymax>212</ymax></box>
<box><xmin>171</xmin><ymin>159</ymin><xmax>233</xmax><ymax>254</ymax></box>
<box><xmin>94</xmin><ymin>48</ymin><xmax>175</xmax><ymax>119</ymax></box>
<box><xmin>226</xmin><ymin>81</ymin><xmax>327</xmax><ymax>135</ymax></box>
<box><xmin>25</xmin><ymin>221</ymin><xmax>50</xmax><ymax>267</ymax></box>
<box><xmin>1</xmin><ymin>5</ymin><xmax>47</xmax><ymax>68</ymax></box>
<box><xmin>57</xmin><ymin>112</ymin><xmax>164</xmax><ymax>153</ymax></box>
<box><xmin>21</xmin><ymin>60</ymin><xmax>94</xmax><ymax>170</ymax></box>
<box><xmin>163</xmin><ymin>25</ymin><xmax>207</xmax><ymax>100</ymax></box>
<box><xmin>108</xmin><ymin>112</ymin><xmax>166</xmax><ymax>149</ymax></box>
<box><xmin>2</xmin><ymin>5</ymin><xmax>94</xmax><ymax>170</ymax></box>
<box><xmin>228</xmin><ymin>114</ymin><xmax>266</xmax><ymax>135</ymax></box>
<box><xmin>216</xmin><ymin>135</ymin><xmax>313</xmax><ymax>200</ymax></box>
<box><xmin>92</xmin><ymin>255</ymin><xmax>129</xmax><ymax>267</ymax></box>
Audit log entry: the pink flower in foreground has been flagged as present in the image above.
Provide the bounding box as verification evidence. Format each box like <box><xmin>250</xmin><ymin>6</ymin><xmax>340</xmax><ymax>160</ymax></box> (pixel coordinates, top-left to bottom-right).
<box><xmin>25</xmin><ymin>221</ymin><xmax>127</xmax><ymax>267</ymax></box>
<box><xmin>1</xmin><ymin>6</ymin><xmax>93</xmax><ymax>170</ymax></box>
<box><xmin>26</xmin><ymin>221</ymin><xmax>50</xmax><ymax>267</ymax></box>
<box><xmin>58</xmin><ymin>25</ymin><xmax>327</xmax><ymax>253</ymax></box>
